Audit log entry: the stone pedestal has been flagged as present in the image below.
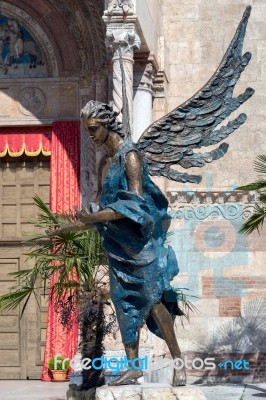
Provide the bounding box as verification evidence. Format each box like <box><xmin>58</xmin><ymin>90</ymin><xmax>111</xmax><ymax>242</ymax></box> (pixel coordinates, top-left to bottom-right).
<box><xmin>96</xmin><ymin>384</ymin><xmax>207</xmax><ymax>400</ymax></box>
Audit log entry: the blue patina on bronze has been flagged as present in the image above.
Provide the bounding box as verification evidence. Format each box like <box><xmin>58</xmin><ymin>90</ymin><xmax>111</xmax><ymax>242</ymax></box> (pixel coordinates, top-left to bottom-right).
<box><xmin>96</xmin><ymin>139</ymin><xmax>180</xmax><ymax>344</ymax></box>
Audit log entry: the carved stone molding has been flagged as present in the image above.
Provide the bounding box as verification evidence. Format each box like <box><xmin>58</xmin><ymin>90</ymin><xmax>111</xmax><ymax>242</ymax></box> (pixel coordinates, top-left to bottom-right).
<box><xmin>169</xmin><ymin>204</ymin><xmax>256</xmax><ymax>221</ymax></box>
<box><xmin>106</xmin><ymin>24</ymin><xmax>140</xmax><ymax>58</ymax></box>
<box><xmin>104</xmin><ymin>0</ymin><xmax>136</xmax><ymax>16</ymax></box>
<box><xmin>153</xmin><ymin>71</ymin><xmax>167</xmax><ymax>98</ymax></box>
<box><xmin>49</xmin><ymin>0</ymin><xmax>106</xmax><ymax>72</ymax></box>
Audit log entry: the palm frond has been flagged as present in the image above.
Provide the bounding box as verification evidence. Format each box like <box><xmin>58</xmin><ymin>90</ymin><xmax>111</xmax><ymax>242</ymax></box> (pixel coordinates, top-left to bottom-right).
<box><xmin>237</xmin><ymin>154</ymin><xmax>266</xmax><ymax>235</ymax></box>
<box><xmin>237</xmin><ymin>180</ymin><xmax>266</xmax><ymax>192</ymax></box>
<box><xmin>173</xmin><ymin>287</ymin><xmax>199</xmax><ymax>324</ymax></box>
<box><xmin>259</xmin><ymin>193</ymin><xmax>266</xmax><ymax>203</ymax></box>
<box><xmin>0</xmin><ymin>286</ymin><xmax>35</xmax><ymax>316</ymax></box>
<box><xmin>8</xmin><ymin>269</ymin><xmax>34</xmax><ymax>278</ymax></box>
<box><xmin>254</xmin><ymin>155</ymin><xmax>266</xmax><ymax>174</ymax></box>
<box><xmin>0</xmin><ymin>195</ymin><xmax>107</xmax><ymax>317</ymax></box>
<box><xmin>239</xmin><ymin>204</ymin><xmax>266</xmax><ymax>234</ymax></box>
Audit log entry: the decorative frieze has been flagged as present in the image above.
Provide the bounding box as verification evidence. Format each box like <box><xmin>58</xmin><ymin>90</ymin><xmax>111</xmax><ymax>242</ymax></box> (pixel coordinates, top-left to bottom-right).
<box><xmin>169</xmin><ymin>204</ymin><xmax>256</xmax><ymax>221</ymax></box>
<box><xmin>167</xmin><ymin>190</ymin><xmax>258</xmax><ymax>207</ymax></box>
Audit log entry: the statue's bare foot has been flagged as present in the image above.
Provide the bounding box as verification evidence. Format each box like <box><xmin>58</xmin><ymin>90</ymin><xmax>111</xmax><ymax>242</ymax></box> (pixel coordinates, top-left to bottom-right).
<box><xmin>172</xmin><ymin>367</ymin><xmax>186</xmax><ymax>386</ymax></box>
<box><xmin>108</xmin><ymin>369</ymin><xmax>143</xmax><ymax>386</ymax></box>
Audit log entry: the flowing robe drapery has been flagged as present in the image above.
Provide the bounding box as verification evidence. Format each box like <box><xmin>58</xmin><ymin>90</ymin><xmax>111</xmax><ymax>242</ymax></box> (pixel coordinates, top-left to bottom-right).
<box><xmin>96</xmin><ymin>140</ymin><xmax>180</xmax><ymax>345</ymax></box>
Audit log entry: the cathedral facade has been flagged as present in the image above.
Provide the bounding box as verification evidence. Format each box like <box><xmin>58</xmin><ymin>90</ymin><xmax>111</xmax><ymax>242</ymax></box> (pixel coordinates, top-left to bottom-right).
<box><xmin>0</xmin><ymin>0</ymin><xmax>265</xmax><ymax>383</ymax></box>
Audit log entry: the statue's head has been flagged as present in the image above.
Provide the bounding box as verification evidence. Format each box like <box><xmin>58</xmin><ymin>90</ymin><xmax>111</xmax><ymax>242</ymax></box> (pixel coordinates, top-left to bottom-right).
<box><xmin>80</xmin><ymin>101</ymin><xmax>124</xmax><ymax>142</ymax></box>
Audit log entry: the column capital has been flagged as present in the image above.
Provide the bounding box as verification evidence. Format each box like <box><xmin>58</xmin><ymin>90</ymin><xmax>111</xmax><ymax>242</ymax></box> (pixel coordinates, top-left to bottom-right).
<box><xmin>134</xmin><ymin>62</ymin><xmax>155</xmax><ymax>94</ymax></box>
<box><xmin>105</xmin><ymin>23</ymin><xmax>141</xmax><ymax>59</ymax></box>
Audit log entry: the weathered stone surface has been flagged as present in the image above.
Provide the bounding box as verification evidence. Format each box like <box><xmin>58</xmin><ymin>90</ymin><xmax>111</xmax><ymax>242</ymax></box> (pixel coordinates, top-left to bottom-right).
<box><xmin>95</xmin><ymin>384</ymin><xmax>207</xmax><ymax>400</ymax></box>
<box><xmin>66</xmin><ymin>385</ymin><xmax>96</xmax><ymax>400</ymax></box>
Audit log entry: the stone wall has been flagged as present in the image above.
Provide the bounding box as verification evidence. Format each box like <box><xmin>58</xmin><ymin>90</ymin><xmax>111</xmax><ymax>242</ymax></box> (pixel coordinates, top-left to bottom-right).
<box><xmin>136</xmin><ymin>0</ymin><xmax>163</xmax><ymax>57</ymax></box>
<box><xmin>0</xmin><ymin>79</ymin><xmax>79</xmax><ymax>126</ymax></box>
<box><xmin>158</xmin><ymin>0</ymin><xmax>266</xmax><ymax>382</ymax></box>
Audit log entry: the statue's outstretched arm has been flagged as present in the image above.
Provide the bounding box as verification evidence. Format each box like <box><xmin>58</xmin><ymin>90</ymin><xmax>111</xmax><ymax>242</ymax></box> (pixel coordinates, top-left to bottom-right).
<box><xmin>47</xmin><ymin>208</ymin><xmax>124</xmax><ymax>237</ymax></box>
<box><xmin>76</xmin><ymin>208</ymin><xmax>124</xmax><ymax>224</ymax></box>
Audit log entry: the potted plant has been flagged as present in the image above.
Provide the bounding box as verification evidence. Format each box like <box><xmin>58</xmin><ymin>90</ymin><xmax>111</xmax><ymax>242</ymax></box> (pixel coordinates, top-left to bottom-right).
<box><xmin>48</xmin><ymin>355</ymin><xmax>70</xmax><ymax>381</ymax></box>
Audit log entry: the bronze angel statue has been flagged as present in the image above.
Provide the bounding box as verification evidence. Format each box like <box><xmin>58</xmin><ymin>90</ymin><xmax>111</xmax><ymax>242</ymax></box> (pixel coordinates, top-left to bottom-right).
<box><xmin>51</xmin><ymin>7</ymin><xmax>254</xmax><ymax>387</ymax></box>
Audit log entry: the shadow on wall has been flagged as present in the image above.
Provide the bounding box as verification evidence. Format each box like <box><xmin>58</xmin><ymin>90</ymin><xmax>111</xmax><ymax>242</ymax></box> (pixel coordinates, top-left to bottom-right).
<box><xmin>196</xmin><ymin>297</ymin><xmax>266</xmax><ymax>383</ymax></box>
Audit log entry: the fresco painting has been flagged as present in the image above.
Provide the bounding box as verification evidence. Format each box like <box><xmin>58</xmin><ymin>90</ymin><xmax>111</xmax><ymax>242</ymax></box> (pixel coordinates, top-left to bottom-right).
<box><xmin>0</xmin><ymin>15</ymin><xmax>47</xmax><ymax>77</ymax></box>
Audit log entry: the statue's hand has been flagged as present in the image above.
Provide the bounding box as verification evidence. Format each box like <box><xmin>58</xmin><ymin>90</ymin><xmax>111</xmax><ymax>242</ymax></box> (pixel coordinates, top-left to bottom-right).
<box><xmin>75</xmin><ymin>206</ymin><xmax>92</xmax><ymax>223</ymax></box>
<box><xmin>45</xmin><ymin>226</ymin><xmax>62</xmax><ymax>238</ymax></box>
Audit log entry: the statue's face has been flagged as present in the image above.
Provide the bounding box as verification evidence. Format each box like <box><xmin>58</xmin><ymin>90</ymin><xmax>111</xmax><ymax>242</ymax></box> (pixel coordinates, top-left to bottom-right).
<box><xmin>83</xmin><ymin>118</ymin><xmax>109</xmax><ymax>147</ymax></box>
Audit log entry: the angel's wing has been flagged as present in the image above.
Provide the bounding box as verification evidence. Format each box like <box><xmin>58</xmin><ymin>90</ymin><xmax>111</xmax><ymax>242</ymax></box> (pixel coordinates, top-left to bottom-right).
<box><xmin>136</xmin><ymin>6</ymin><xmax>255</xmax><ymax>184</ymax></box>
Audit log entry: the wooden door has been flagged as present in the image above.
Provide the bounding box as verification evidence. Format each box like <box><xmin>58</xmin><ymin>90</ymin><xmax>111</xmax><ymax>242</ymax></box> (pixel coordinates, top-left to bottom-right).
<box><xmin>0</xmin><ymin>154</ymin><xmax>50</xmax><ymax>379</ymax></box>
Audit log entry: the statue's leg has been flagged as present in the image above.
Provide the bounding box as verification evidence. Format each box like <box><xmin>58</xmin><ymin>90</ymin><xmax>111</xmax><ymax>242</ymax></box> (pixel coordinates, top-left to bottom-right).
<box><xmin>149</xmin><ymin>302</ymin><xmax>186</xmax><ymax>386</ymax></box>
<box><xmin>108</xmin><ymin>331</ymin><xmax>143</xmax><ymax>386</ymax></box>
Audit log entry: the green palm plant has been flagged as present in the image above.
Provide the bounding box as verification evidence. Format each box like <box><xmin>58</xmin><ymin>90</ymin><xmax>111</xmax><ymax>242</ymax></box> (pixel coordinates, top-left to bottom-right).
<box><xmin>0</xmin><ymin>194</ymin><xmax>111</xmax><ymax>389</ymax></box>
<box><xmin>237</xmin><ymin>155</ymin><xmax>266</xmax><ymax>234</ymax></box>
<box><xmin>0</xmin><ymin>194</ymin><xmax>108</xmax><ymax>312</ymax></box>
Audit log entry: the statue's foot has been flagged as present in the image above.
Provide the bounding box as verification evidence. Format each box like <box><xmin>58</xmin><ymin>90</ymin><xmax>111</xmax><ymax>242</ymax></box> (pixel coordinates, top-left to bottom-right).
<box><xmin>108</xmin><ymin>369</ymin><xmax>143</xmax><ymax>386</ymax></box>
<box><xmin>172</xmin><ymin>367</ymin><xmax>186</xmax><ymax>386</ymax></box>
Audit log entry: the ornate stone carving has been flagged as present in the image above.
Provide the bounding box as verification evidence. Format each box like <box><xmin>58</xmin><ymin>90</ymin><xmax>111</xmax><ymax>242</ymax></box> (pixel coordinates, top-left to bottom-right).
<box><xmin>169</xmin><ymin>204</ymin><xmax>256</xmax><ymax>221</ymax></box>
<box><xmin>18</xmin><ymin>87</ymin><xmax>46</xmax><ymax>115</ymax></box>
<box><xmin>153</xmin><ymin>71</ymin><xmax>166</xmax><ymax>98</ymax></box>
<box><xmin>106</xmin><ymin>25</ymin><xmax>140</xmax><ymax>58</ymax></box>
<box><xmin>104</xmin><ymin>0</ymin><xmax>135</xmax><ymax>16</ymax></box>
<box><xmin>49</xmin><ymin>0</ymin><xmax>106</xmax><ymax>72</ymax></box>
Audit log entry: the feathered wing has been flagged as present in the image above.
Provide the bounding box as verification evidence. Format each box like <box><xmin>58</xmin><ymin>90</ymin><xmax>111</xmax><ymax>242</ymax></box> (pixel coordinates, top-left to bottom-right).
<box><xmin>136</xmin><ymin>6</ymin><xmax>255</xmax><ymax>184</ymax></box>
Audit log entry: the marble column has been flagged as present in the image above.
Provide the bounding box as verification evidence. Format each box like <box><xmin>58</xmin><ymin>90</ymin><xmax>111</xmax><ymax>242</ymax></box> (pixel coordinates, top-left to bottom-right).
<box><xmin>105</xmin><ymin>24</ymin><xmax>140</xmax><ymax>131</ymax></box>
<box><xmin>133</xmin><ymin>62</ymin><xmax>155</xmax><ymax>142</ymax></box>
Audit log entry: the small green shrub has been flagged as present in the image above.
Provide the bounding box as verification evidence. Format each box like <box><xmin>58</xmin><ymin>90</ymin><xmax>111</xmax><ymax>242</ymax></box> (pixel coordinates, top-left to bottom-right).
<box><xmin>48</xmin><ymin>356</ymin><xmax>70</xmax><ymax>371</ymax></box>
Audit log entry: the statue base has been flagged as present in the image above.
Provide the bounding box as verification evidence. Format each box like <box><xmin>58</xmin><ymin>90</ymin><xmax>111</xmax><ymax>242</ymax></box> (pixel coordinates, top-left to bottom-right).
<box><xmin>96</xmin><ymin>383</ymin><xmax>207</xmax><ymax>399</ymax></box>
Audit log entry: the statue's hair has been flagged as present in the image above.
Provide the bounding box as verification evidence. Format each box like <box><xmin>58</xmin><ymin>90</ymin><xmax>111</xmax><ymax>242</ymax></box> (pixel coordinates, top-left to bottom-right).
<box><xmin>80</xmin><ymin>100</ymin><xmax>124</xmax><ymax>138</ymax></box>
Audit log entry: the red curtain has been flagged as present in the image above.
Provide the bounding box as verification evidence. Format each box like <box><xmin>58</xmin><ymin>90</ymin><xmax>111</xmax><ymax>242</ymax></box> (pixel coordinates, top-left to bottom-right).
<box><xmin>0</xmin><ymin>126</ymin><xmax>51</xmax><ymax>157</ymax></box>
<box><xmin>41</xmin><ymin>121</ymin><xmax>80</xmax><ymax>381</ymax></box>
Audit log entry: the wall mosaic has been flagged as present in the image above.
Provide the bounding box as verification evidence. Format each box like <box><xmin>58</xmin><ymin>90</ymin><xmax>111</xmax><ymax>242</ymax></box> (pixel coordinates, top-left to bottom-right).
<box><xmin>168</xmin><ymin>174</ymin><xmax>254</xmax><ymax>301</ymax></box>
